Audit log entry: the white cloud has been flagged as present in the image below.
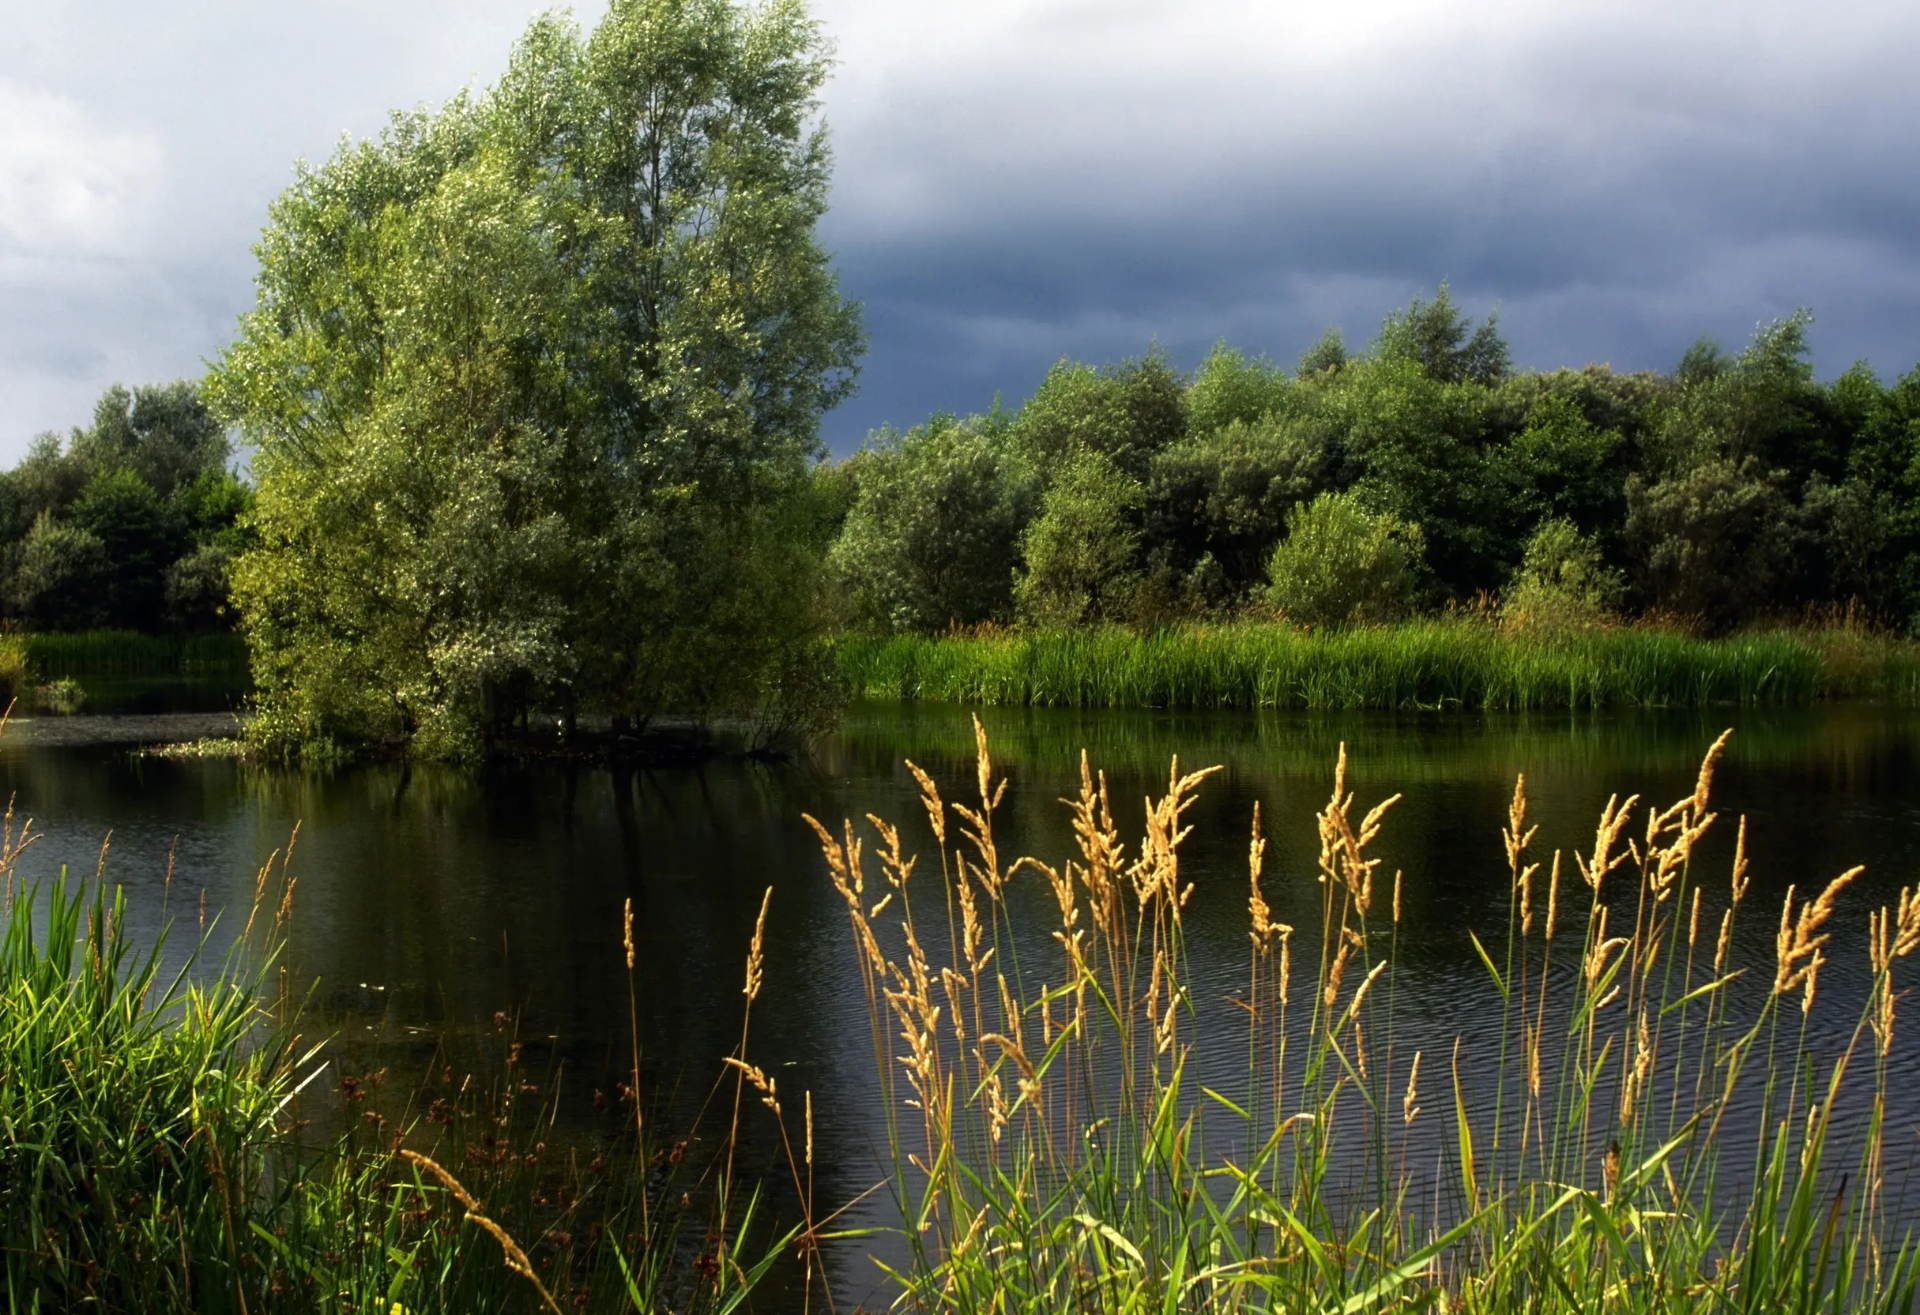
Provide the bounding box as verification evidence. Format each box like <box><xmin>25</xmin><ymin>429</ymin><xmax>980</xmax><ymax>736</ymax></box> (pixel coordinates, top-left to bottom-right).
<box><xmin>0</xmin><ymin>79</ymin><xmax>161</xmax><ymax>257</ymax></box>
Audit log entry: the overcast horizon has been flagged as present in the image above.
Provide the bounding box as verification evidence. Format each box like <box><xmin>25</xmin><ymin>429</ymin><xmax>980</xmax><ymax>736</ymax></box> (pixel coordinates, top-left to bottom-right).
<box><xmin>3</xmin><ymin>0</ymin><xmax>1917</xmax><ymax>461</ymax></box>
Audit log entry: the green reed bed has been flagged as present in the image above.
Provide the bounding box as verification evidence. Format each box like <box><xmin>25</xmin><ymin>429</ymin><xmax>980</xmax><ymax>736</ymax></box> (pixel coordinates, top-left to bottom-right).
<box><xmin>805</xmin><ymin>721</ymin><xmax>1920</xmax><ymax>1313</ymax></box>
<box><xmin>837</xmin><ymin>622</ymin><xmax>1920</xmax><ymax>710</ymax></box>
<box><xmin>0</xmin><ymin>845</ymin><xmax>794</xmax><ymax>1312</ymax></box>
<box><xmin>15</xmin><ymin>629</ymin><xmax>251</xmax><ymax>681</ymax></box>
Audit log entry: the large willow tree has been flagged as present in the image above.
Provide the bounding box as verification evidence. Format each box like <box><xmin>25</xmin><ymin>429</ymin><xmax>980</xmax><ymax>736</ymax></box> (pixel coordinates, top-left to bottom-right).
<box><xmin>209</xmin><ymin>0</ymin><xmax>861</xmax><ymax>758</ymax></box>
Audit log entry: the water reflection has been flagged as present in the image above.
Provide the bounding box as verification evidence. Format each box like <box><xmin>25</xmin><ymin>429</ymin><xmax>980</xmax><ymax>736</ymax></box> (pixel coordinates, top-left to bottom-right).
<box><xmin>3</xmin><ymin>702</ymin><xmax>1919</xmax><ymax>1305</ymax></box>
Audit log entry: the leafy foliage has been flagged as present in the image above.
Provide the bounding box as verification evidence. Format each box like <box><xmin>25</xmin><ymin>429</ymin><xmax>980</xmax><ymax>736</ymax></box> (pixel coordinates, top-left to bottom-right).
<box><xmin>0</xmin><ymin>382</ymin><xmax>244</xmax><ymax>633</ymax></box>
<box><xmin>1625</xmin><ymin>458</ymin><xmax>1795</xmax><ymax>632</ymax></box>
<box><xmin>1373</xmin><ymin>280</ymin><xmax>1510</xmax><ymax>385</ymax></box>
<box><xmin>1014</xmin><ymin>450</ymin><xmax>1144</xmax><ymax>627</ymax></box>
<box><xmin>208</xmin><ymin>0</ymin><xmax>861</xmax><ymax>758</ymax></box>
<box><xmin>1142</xmin><ymin>414</ymin><xmax>1334</xmax><ymax>606</ymax></box>
<box><xmin>1007</xmin><ymin>349</ymin><xmax>1185</xmax><ymax>481</ymax></box>
<box><xmin>823</xmin><ymin>294</ymin><xmax>1920</xmax><ymax>637</ymax></box>
<box><xmin>1264</xmin><ymin>490</ymin><xmax>1423</xmax><ymax>628</ymax></box>
<box><xmin>1506</xmin><ymin>516</ymin><xmax>1625</xmax><ymax>624</ymax></box>
<box><xmin>828</xmin><ymin>415</ymin><xmax>1034</xmax><ymax>631</ymax></box>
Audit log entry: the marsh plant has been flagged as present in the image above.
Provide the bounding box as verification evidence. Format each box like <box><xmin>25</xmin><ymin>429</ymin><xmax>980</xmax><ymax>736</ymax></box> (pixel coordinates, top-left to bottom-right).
<box><xmin>0</xmin><ymin>832</ymin><xmax>795</xmax><ymax>1312</ymax></box>
<box><xmin>805</xmin><ymin>720</ymin><xmax>1920</xmax><ymax>1312</ymax></box>
<box><xmin>835</xmin><ymin>621</ymin><xmax>1920</xmax><ymax>711</ymax></box>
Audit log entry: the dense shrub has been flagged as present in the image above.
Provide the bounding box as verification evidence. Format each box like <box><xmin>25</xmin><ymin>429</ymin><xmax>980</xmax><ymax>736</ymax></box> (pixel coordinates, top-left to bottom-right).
<box><xmin>1007</xmin><ymin>350</ymin><xmax>1186</xmax><ymax>481</ymax></box>
<box><xmin>828</xmin><ymin>417</ymin><xmax>1034</xmax><ymax>630</ymax></box>
<box><xmin>1625</xmin><ymin>457</ymin><xmax>1795</xmax><ymax>631</ymax></box>
<box><xmin>1264</xmin><ymin>490</ymin><xmax>1423</xmax><ymax>628</ymax></box>
<box><xmin>1014</xmin><ymin>451</ymin><xmax>1143</xmax><ymax>627</ymax></box>
<box><xmin>1142</xmin><ymin>414</ymin><xmax>1334</xmax><ymax>603</ymax></box>
<box><xmin>8</xmin><ymin>515</ymin><xmax>109</xmax><ymax>631</ymax></box>
<box><xmin>1506</xmin><ymin>516</ymin><xmax>1624</xmax><ymax>624</ymax></box>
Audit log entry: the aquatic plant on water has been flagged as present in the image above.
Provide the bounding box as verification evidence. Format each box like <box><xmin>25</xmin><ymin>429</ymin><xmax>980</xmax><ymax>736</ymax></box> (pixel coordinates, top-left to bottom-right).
<box><xmin>836</xmin><ymin>622</ymin><xmax>1920</xmax><ymax>711</ymax></box>
<box><xmin>0</xmin><ymin>831</ymin><xmax>795</xmax><ymax>1312</ymax></box>
<box><xmin>806</xmin><ymin>719</ymin><xmax>1920</xmax><ymax>1312</ymax></box>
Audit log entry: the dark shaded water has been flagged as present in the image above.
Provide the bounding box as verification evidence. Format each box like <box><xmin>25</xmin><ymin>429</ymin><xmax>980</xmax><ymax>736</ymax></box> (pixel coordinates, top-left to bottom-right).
<box><xmin>5</xmin><ymin>702</ymin><xmax>1920</xmax><ymax>1304</ymax></box>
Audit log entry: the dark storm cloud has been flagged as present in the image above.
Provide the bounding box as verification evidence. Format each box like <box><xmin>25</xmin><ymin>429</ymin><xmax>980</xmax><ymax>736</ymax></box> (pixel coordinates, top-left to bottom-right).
<box><xmin>2</xmin><ymin>0</ymin><xmax>1917</xmax><ymax>458</ymax></box>
<box><xmin>810</xmin><ymin>0</ymin><xmax>1920</xmax><ymax>446</ymax></box>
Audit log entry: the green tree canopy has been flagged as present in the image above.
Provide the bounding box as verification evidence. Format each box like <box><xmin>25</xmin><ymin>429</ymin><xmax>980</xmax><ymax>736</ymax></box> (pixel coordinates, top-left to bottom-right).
<box><xmin>71</xmin><ymin>382</ymin><xmax>229</xmax><ymax>497</ymax></box>
<box><xmin>1185</xmin><ymin>344</ymin><xmax>1291</xmax><ymax>435</ymax></box>
<box><xmin>1374</xmin><ymin>283</ymin><xmax>1509</xmax><ymax>386</ymax></box>
<box><xmin>1264</xmin><ymin>490</ymin><xmax>1423</xmax><ymax>629</ymax></box>
<box><xmin>0</xmin><ymin>380</ymin><xmax>245</xmax><ymax>633</ymax></box>
<box><xmin>1009</xmin><ymin>350</ymin><xmax>1185</xmax><ymax>482</ymax></box>
<box><xmin>208</xmin><ymin>0</ymin><xmax>862</xmax><ymax>758</ymax></box>
<box><xmin>817</xmin><ymin>300</ymin><xmax>1920</xmax><ymax>637</ymax></box>
<box><xmin>828</xmin><ymin>416</ymin><xmax>1034</xmax><ymax>632</ymax></box>
<box><xmin>1014</xmin><ymin>451</ymin><xmax>1143</xmax><ymax>628</ymax></box>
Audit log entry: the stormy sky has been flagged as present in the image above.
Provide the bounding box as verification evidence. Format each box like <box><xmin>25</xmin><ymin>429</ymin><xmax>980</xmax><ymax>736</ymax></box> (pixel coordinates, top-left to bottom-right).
<box><xmin>2</xmin><ymin>0</ymin><xmax>1916</xmax><ymax>461</ymax></box>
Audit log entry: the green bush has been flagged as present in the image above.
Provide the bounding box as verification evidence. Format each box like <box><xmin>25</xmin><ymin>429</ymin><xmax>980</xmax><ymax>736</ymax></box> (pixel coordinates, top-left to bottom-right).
<box><xmin>827</xmin><ymin>416</ymin><xmax>1034</xmax><ymax>630</ymax></box>
<box><xmin>7</xmin><ymin>513</ymin><xmax>108</xmax><ymax>631</ymax></box>
<box><xmin>1014</xmin><ymin>451</ymin><xmax>1143</xmax><ymax>627</ymax></box>
<box><xmin>1142</xmin><ymin>414</ymin><xmax>1333</xmax><ymax>603</ymax></box>
<box><xmin>1182</xmin><ymin>342</ymin><xmax>1292</xmax><ymax>433</ymax></box>
<box><xmin>1264</xmin><ymin>490</ymin><xmax>1423</xmax><ymax>627</ymax></box>
<box><xmin>164</xmin><ymin>541</ymin><xmax>237</xmax><ymax>629</ymax></box>
<box><xmin>1506</xmin><ymin>516</ymin><xmax>1624</xmax><ymax>624</ymax></box>
<box><xmin>1625</xmin><ymin>456</ymin><xmax>1794</xmax><ymax>631</ymax></box>
<box><xmin>1007</xmin><ymin>349</ymin><xmax>1186</xmax><ymax>480</ymax></box>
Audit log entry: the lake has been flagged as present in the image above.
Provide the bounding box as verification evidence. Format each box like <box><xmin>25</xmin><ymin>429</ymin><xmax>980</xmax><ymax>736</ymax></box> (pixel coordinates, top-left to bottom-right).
<box><xmin>5</xmin><ymin>701</ymin><xmax>1919</xmax><ymax>1307</ymax></box>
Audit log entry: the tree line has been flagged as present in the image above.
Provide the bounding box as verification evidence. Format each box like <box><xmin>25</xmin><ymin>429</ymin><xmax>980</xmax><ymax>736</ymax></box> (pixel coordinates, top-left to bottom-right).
<box><xmin>22</xmin><ymin>0</ymin><xmax>1918</xmax><ymax>761</ymax></box>
<box><xmin>822</xmin><ymin>291</ymin><xmax>1920</xmax><ymax>638</ymax></box>
<box><xmin>0</xmin><ymin>382</ymin><xmax>248</xmax><ymax>634</ymax></box>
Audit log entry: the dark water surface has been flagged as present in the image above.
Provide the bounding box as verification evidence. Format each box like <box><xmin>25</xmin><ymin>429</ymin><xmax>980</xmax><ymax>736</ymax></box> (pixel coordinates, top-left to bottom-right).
<box><xmin>5</xmin><ymin>702</ymin><xmax>1920</xmax><ymax>1303</ymax></box>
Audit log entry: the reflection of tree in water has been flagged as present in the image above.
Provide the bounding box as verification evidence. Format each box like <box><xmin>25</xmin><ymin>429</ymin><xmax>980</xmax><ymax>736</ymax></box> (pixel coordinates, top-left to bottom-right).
<box><xmin>0</xmin><ymin>706</ymin><xmax>1918</xmax><ymax>1307</ymax></box>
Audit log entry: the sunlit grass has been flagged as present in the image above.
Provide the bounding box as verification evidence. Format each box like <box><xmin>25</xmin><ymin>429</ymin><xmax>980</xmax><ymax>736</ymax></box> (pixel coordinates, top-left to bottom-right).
<box><xmin>0</xmin><ymin>830</ymin><xmax>796</xmax><ymax>1311</ymax></box>
<box><xmin>805</xmin><ymin>720</ymin><xmax>1920</xmax><ymax>1312</ymax></box>
<box><xmin>837</xmin><ymin>621</ymin><xmax>1920</xmax><ymax>710</ymax></box>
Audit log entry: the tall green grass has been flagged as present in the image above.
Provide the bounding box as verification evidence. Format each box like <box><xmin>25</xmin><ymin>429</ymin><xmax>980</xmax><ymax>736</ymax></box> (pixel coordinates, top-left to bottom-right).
<box><xmin>0</xmin><ymin>871</ymin><xmax>301</xmax><ymax>1310</ymax></box>
<box><xmin>16</xmin><ymin>629</ymin><xmax>251</xmax><ymax>680</ymax></box>
<box><xmin>805</xmin><ymin>722</ymin><xmax>1920</xmax><ymax>1313</ymax></box>
<box><xmin>836</xmin><ymin>621</ymin><xmax>1920</xmax><ymax>710</ymax></box>
<box><xmin>0</xmin><ymin>845</ymin><xmax>795</xmax><ymax>1311</ymax></box>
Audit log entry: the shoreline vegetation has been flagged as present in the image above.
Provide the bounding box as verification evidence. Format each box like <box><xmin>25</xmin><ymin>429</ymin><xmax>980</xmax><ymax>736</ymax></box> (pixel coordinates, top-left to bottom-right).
<box><xmin>2</xmin><ymin>833</ymin><xmax>797</xmax><ymax>1312</ymax></box>
<box><xmin>0</xmin><ymin>630</ymin><xmax>249</xmax><ymax>718</ymax></box>
<box><xmin>7</xmin><ymin>3</ymin><xmax>1920</xmax><ymax>764</ymax></box>
<box><xmin>20</xmin><ymin>722</ymin><xmax>1920</xmax><ymax>1310</ymax></box>
<box><xmin>20</xmin><ymin>618</ymin><xmax>1920</xmax><ymax>765</ymax></box>
<box><xmin>799</xmin><ymin>722</ymin><xmax>1920</xmax><ymax>1313</ymax></box>
<box><xmin>0</xmin><ymin>629</ymin><xmax>249</xmax><ymax>686</ymax></box>
<box><xmin>838</xmin><ymin>620</ymin><xmax>1920</xmax><ymax>711</ymax></box>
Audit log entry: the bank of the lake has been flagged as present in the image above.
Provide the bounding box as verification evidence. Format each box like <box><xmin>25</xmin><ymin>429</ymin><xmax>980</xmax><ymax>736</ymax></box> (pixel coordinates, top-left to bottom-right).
<box><xmin>11</xmin><ymin>704</ymin><xmax>1920</xmax><ymax>1311</ymax></box>
<box><xmin>0</xmin><ymin>629</ymin><xmax>250</xmax><ymax>715</ymax></box>
<box><xmin>837</xmin><ymin>620</ymin><xmax>1920</xmax><ymax>710</ymax></box>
